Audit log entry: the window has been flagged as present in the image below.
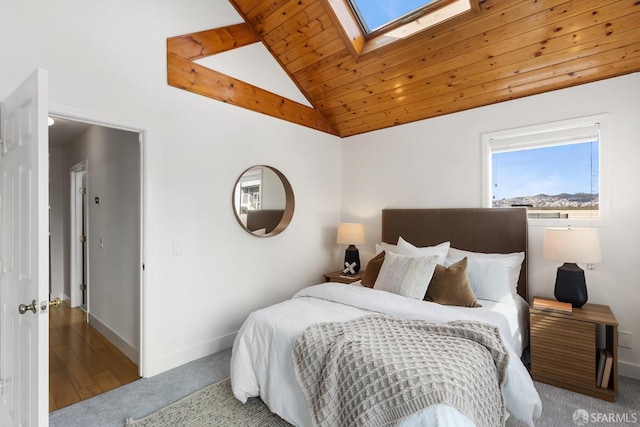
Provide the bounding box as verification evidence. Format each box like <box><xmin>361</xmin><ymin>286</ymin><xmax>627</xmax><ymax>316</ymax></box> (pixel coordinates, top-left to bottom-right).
<box><xmin>346</xmin><ymin>0</ymin><xmax>473</xmax><ymax>41</ymax></box>
<box><xmin>348</xmin><ymin>0</ymin><xmax>441</xmax><ymax>34</ymax></box>
<box><xmin>235</xmin><ymin>168</ymin><xmax>262</xmax><ymax>214</ymax></box>
<box><xmin>482</xmin><ymin>115</ymin><xmax>609</xmax><ymax>225</ymax></box>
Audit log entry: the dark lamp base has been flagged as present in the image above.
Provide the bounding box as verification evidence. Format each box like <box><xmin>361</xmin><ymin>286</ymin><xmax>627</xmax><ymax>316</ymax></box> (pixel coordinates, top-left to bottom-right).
<box><xmin>343</xmin><ymin>245</ymin><xmax>361</xmax><ymax>275</ymax></box>
<box><xmin>554</xmin><ymin>262</ymin><xmax>588</xmax><ymax>308</ymax></box>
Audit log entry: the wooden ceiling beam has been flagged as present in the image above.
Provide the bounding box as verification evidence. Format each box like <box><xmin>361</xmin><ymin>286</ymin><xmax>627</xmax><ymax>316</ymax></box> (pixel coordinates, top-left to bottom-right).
<box><xmin>167</xmin><ymin>23</ymin><xmax>337</xmax><ymax>135</ymax></box>
<box><xmin>167</xmin><ymin>54</ymin><xmax>337</xmax><ymax>134</ymax></box>
<box><xmin>167</xmin><ymin>23</ymin><xmax>260</xmax><ymax>60</ymax></box>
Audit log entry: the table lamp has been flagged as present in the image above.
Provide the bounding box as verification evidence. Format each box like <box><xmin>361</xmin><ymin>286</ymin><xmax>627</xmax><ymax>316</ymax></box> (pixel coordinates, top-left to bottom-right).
<box><xmin>543</xmin><ymin>227</ymin><xmax>601</xmax><ymax>308</ymax></box>
<box><xmin>337</xmin><ymin>223</ymin><xmax>365</xmax><ymax>275</ymax></box>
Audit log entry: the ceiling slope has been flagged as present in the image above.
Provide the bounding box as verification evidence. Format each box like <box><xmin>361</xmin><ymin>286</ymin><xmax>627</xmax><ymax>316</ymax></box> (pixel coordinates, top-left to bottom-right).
<box><xmin>169</xmin><ymin>0</ymin><xmax>640</xmax><ymax>137</ymax></box>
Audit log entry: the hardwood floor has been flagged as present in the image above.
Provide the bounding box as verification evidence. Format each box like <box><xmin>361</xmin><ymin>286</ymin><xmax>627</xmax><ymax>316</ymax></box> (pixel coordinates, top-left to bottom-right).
<box><xmin>49</xmin><ymin>302</ymin><xmax>140</xmax><ymax>411</ymax></box>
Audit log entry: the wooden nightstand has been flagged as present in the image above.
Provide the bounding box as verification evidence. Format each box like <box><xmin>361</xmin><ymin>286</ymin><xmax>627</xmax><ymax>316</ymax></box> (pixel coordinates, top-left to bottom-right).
<box><xmin>530</xmin><ymin>298</ymin><xmax>618</xmax><ymax>401</ymax></box>
<box><xmin>322</xmin><ymin>270</ymin><xmax>363</xmax><ymax>284</ymax></box>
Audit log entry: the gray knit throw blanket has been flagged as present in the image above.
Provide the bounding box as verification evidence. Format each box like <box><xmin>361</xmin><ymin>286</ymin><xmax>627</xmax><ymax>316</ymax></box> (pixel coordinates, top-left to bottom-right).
<box><xmin>293</xmin><ymin>315</ymin><xmax>508</xmax><ymax>427</ymax></box>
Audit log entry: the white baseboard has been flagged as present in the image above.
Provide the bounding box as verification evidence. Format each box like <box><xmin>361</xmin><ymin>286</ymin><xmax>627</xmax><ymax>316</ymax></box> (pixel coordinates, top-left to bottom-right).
<box><xmin>88</xmin><ymin>313</ymin><xmax>139</xmax><ymax>366</ymax></box>
<box><xmin>619</xmin><ymin>361</ymin><xmax>640</xmax><ymax>380</ymax></box>
<box><xmin>144</xmin><ymin>331</ymin><xmax>237</xmax><ymax>378</ymax></box>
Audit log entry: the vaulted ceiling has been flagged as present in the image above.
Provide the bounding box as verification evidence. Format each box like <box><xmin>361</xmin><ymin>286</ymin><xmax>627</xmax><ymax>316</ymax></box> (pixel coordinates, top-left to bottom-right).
<box><xmin>167</xmin><ymin>0</ymin><xmax>640</xmax><ymax>137</ymax></box>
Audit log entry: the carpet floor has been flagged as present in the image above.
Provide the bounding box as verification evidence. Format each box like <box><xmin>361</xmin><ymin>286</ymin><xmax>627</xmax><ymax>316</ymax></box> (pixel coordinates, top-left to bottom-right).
<box><xmin>51</xmin><ymin>348</ymin><xmax>640</xmax><ymax>427</ymax></box>
<box><xmin>50</xmin><ymin>349</ymin><xmax>232</xmax><ymax>427</ymax></box>
<box><xmin>125</xmin><ymin>378</ymin><xmax>289</xmax><ymax>427</ymax></box>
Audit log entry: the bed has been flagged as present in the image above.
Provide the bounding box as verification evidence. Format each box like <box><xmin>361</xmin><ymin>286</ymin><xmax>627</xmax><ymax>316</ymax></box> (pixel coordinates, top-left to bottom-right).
<box><xmin>245</xmin><ymin>209</ymin><xmax>285</xmax><ymax>234</ymax></box>
<box><xmin>231</xmin><ymin>208</ymin><xmax>542</xmax><ymax>426</ymax></box>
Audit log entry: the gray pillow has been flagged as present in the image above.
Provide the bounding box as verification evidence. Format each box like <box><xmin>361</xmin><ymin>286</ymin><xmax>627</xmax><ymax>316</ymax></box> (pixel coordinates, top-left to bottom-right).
<box><xmin>373</xmin><ymin>252</ymin><xmax>438</xmax><ymax>299</ymax></box>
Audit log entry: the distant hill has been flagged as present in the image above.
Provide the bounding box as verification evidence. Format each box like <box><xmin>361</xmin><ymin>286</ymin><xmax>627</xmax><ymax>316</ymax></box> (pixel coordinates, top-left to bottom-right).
<box><xmin>493</xmin><ymin>192</ymin><xmax>599</xmax><ymax>208</ymax></box>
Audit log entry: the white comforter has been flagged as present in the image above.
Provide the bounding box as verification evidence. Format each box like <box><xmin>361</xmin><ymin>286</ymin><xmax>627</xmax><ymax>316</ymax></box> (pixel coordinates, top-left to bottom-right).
<box><xmin>231</xmin><ymin>283</ymin><xmax>542</xmax><ymax>426</ymax></box>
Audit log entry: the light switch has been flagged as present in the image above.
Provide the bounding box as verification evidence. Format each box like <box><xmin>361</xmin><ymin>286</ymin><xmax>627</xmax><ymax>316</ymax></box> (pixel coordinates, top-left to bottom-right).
<box><xmin>172</xmin><ymin>241</ymin><xmax>183</xmax><ymax>256</ymax></box>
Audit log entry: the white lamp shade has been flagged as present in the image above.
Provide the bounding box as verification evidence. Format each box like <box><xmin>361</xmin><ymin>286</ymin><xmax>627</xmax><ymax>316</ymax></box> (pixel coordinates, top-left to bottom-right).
<box><xmin>337</xmin><ymin>223</ymin><xmax>365</xmax><ymax>245</ymax></box>
<box><xmin>543</xmin><ymin>227</ymin><xmax>602</xmax><ymax>264</ymax></box>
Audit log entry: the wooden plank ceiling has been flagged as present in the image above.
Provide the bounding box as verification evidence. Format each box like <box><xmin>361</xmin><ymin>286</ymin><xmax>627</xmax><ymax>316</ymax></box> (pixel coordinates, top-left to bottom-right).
<box><xmin>169</xmin><ymin>0</ymin><xmax>640</xmax><ymax>137</ymax></box>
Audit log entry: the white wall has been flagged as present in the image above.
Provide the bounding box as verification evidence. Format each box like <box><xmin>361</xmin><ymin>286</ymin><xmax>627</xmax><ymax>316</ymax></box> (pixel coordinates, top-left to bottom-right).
<box><xmin>0</xmin><ymin>0</ymin><xmax>342</xmax><ymax>376</ymax></box>
<box><xmin>342</xmin><ymin>72</ymin><xmax>640</xmax><ymax>377</ymax></box>
<box><xmin>49</xmin><ymin>147</ymin><xmax>68</xmax><ymax>301</ymax></box>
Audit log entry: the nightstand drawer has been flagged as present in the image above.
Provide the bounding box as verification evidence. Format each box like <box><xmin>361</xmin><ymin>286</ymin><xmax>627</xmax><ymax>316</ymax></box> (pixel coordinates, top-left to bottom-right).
<box><xmin>530</xmin><ymin>313</ymin><xmax>596</xmax><ymax>388</ymax></box>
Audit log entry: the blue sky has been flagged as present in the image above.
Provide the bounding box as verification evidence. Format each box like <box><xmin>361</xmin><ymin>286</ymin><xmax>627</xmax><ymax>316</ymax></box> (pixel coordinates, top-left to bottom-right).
<box><xmin>351</xmin><ymin>0</ymin><xmax>437</xmax><ymax>31</ymax></box>
<box><xmin>492</xmin><ymin>142</ymin><xmax>599</xmax><ymax>199</ymax></box>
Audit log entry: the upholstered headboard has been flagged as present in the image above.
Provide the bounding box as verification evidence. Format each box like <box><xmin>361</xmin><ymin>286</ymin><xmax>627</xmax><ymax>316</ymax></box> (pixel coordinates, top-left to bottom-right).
<box><xmin>246</xmin><ymin>209</ymin><xmax>285</xmax><ymax>234</ymax></box>
<box><xmin>381</xmin><ymin>208</ymin><xmax>528</xmax><ymax>299</ymax></box>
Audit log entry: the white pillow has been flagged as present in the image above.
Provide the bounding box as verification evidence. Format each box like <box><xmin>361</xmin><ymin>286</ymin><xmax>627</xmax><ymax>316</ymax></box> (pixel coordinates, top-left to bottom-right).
<box><xmin>397</xmin><ymin>237</ymin><xmax>450</xmax><ymax>264</ymax></box>
<box><xmin>446</xmin><ymin>248</ymin><xmax>524</xmax><ymax>305</ymax></box>
<box><xmin>252</xmin><ymin>228</ymin><xmax>267</xmax><ymax>236</ymax></box>
<box><xmin>375</xmin><ymin>241</ymin><xmax>399</xmax><ymax>254</ymax></box>
<box><xmin>373</xmin><ymin>252</ymin><xmax>439</xmax><ymax>299</ymax></box>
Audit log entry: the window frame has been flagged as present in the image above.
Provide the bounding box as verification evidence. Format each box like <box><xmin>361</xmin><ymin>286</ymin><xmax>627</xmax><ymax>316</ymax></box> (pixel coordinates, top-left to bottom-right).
<box><xmin>347</xmin><ymin>0</ymin><xmax>456</xmax><ymax>37</ymax></box>
<box><xmin>481</xmin><ymin>114</ymin><xmax>610</xmax><ymax>227</ymax></box>
<box><xmin>328</xmin><ymin>0</ymin><xmax>479</xmax><ymax>58</ymax></box>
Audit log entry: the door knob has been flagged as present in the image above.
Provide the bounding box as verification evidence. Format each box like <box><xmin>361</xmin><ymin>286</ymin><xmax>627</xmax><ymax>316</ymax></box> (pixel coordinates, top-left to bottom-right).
<box><xmin>18</xmin><ymin>300</ymin><xmax>37</xmax><ymax>315</ymax></box>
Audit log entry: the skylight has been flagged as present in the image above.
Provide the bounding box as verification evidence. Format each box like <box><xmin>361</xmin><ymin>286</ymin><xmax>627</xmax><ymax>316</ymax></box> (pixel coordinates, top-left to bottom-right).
<box><xmin>330</xmin><ymin>0</ymin><xmax>476</xmax><ymax>56</ymax></box>
<box><xmin>347</xmin><ymin>0</ymin><xmax>450</xmax><ymax>35</ymax></box>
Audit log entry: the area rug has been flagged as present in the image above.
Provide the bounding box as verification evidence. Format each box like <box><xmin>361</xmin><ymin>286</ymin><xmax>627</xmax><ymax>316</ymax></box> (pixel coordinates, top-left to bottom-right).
<box><xmin>125</xmin><ymin>378</ymin><xmax>291</xmax><ymax>426</ymax></box>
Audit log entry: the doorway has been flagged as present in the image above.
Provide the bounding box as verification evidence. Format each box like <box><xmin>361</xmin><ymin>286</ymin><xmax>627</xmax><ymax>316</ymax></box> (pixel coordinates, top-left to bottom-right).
<box><xmin>48</xmin><ymin>116</ymin><xmax>143</xmax><ymax>410</ymax></box>
<box><xmin>70</xmin><ymin>161</ymin><xmax>87</xmax><ymax>310</ymax></box>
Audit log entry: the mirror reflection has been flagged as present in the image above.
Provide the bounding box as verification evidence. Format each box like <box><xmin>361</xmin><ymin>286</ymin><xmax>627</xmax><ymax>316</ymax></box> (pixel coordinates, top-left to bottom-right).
<box><xmin>233</xmin><ymin>165</ymin><xmax>294</xmax><ymax>237</ymax></box>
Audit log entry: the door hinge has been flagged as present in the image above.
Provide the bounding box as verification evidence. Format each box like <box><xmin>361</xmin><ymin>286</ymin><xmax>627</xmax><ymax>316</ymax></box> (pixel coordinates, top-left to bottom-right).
<box><xmin>79</xmin><ymin>187</ymin><xmax>87</xmax><ymax>194</ymax></box>
<box><xmin>80</xmin><ymin>283</ymin><xmax>87</xmax><ymax>291</ymax></box>
<box><xmin>79</xmin><ymin>235</ymin><xmax>86</xmax><ymax>242</ymax></box>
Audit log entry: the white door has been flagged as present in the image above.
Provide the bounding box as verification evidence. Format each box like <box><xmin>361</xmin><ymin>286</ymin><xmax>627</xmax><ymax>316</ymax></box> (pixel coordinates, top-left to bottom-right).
<box><xmin>0</xmin><ymin>69</ymin><xmax>49</xmax><ymax>426</ymax></box>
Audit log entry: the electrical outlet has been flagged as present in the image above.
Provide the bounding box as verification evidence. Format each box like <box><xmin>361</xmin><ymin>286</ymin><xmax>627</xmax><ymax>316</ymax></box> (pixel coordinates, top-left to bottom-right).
<box><xmin>619</xmin><ymin>331</ymin><xmax>632</xmax><ymax>349</ymax></box>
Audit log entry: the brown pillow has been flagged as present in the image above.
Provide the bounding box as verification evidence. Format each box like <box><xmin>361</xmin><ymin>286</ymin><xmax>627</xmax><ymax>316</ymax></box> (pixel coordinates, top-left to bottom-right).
<box><xmin>361</xmin><ymin>251</ymin><xmax>385</xmax><ymax>288</ymax></box>
<box><xmin>425</xmin><ymin>257</ymin><xmax>481</xmax><ymax>307</ymax></box>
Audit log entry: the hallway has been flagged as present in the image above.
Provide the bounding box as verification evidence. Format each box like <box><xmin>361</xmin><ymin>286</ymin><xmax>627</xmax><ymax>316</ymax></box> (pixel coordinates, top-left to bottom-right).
<box><xmin>49</xmin><ymin>302</ymin><xmax>139</xmax><ymax>411</ymax></box>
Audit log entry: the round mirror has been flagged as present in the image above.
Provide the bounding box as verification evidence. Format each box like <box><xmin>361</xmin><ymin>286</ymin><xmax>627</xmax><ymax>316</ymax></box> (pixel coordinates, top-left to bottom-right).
<box><xmin>232</xmin><ymin>165</ymin><xmax>295</xmax><ymax>237</ymax></box>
